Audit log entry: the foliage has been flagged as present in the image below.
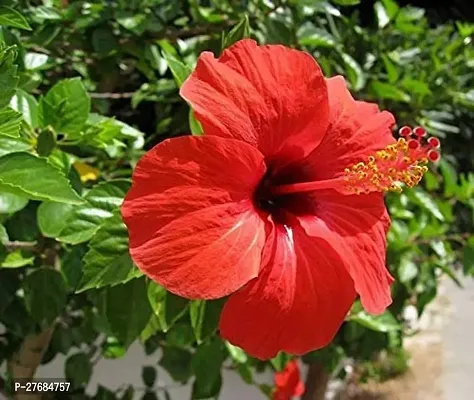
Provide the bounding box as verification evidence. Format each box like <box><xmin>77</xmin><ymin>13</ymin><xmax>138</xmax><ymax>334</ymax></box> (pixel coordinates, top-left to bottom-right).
<box><xmin>0</xmin><ymin>0</ymin><xmax>473</xmax><ymax>398</ymax></box>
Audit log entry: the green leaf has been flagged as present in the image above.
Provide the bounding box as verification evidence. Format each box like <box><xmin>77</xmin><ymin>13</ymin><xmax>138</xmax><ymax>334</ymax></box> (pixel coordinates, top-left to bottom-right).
<box><xmin>374</xmin><ymin>2</ymin><xmax>390</xmax><ymax>28</ymax></box>
<box><xmin>264</xmin><ymin>18</ymin><xmax>292</xmax><ymax>45</ymax></box>
<box><xmin>105</xmin><ymin>278</ymin><xmax>153</xmax><ymax>347</ymax></box>
<box><xmin>61</xmin><ymin>245</ymin><xmax>86</xmax><ymax>290</ymax></box>
<box><xmin>157</xmin><ymin>39</ymin><xmax>177</xmax><ymax>56</ymax></box>
<box><xmin>65</xmin><ymin>353</ymin><xmax>92</xmax><ymax>388</ymax></box>
<box><xmin>303</xmin><ymin>345</ymin><xmax>345</xmax><ymax>374</ymax></box>
<box><xmin>0</xmin><ymin>135</ymin><xmax>31</xmax><ymax>157</ymax></box>
<box><xmin>0</xmin><ymin>6</ymin><xmax>32</xmax><ymax>30</ymax></box>
<box><xmin>423</xmin><ymin>171</ymin><xmax>440</xmax><ymax>191</ymax></box>
<box><xmin>37</xmin><ymin>201</ymin><xmax>74</xmax><ymax>237</ymax></box>
<box><xmin>24</xmin><ymin>52</ymin><xmax>48</xmax><ymax>70</ymax></box>
<box><xmin>270</xmin><ymin>352</ymin><xmax>291</xmax><ymax>372</ymax></box>
<box><xmin>454</xmin><ymin>90</ymin><xmax>474</xmax><ymax>109</ymax></box>
<box><xmin>36</xmin><ymin>130</ymin><xmax>56</xmax><ymax>156</ymax></box>
<box><xmin>369</xmin><ymin>81</ymin><xmax>410</xmax><ymax>102</ymax></box>
<box><xmin>192</xmin><ymin>339</ymin><xmax>225</xmax><ymax>399</ymax></box>
<box><xmin>0</xmin><ymin>192</ymin><xmax>28</xmax><ymax>214</ymax></box>
<box><xmin>0</xmin><ymin>223</ymin><xmax>7</xmax><ymax>244</ymax></box>
<box><xmin>398</xmin><ymin>256</ymin><xmax>418</xmax><ymax>283</ymax></box>
<box><xmin>120</xmin><ymin>386</ymin><xmax>135</xmax><ymax>400</ymax></box>
<box><xmin>332</xmin><ymin>0</ymin><xmax>360</xmax><ymax>5</ymax></box>
<box><xmin>48</xmin><ymin>149</ymin><xmax>72</xmax><ymax>179</ymax></box>
<box><xmin>436</xmin><ymin>262</ymin><xmax>463</xmax><ymax>288</ymax></box>
<box><xmin>0</xmin><ymin>107</ymin><xmax>22</xmax><ymax>138</ymax></box>
<box><xmin>142</xmin><ymin>392</ymin><xmax>158</xmax><ymax>400</ymax></box>
<box><xmin>425</xmin><ymin>119</ymin><xmax>459</xmax><ymax>135</ymax></box>
<box><xmin>117</xmin><ymin>13</ymin><xmax>147</xmax><ymax>34</ymax></box>
<box><xmin>339</xmin><ymin>52</ymin><xmax>365</xmax><ymax>91</ymax></box>
<box><xmin>221</xmin><ymin>15</ymin><xmax>250</xmax><ymax>50</ymax></box>
<box><xmin>163</xmin><ymin>293</ymin><xmax>189</xmax><ymax>329</ymax></box>
<box><xmin>38</xmin><ymin>78</ymin><xmax>90</xmax><ymax>135</ymax></box>
<box><xmin>463</xmin><ymin>238</ymin><xmax>474</xmax><ymax>276</ymax></box>
<box><xmin>259</xmin><ymin>384</ymin><xmax>273</xmax><ymax>397</ymax></box>
<box><xmin>92</xmin><ymin>28</ymin><xmax>117</xmax><ymax>58</ymax></box>
<box><xmin>166</xmin><ymin>323</ymin><xmax>195</xmax><ymax>349</ymax></box>
<box><xmin>1</xmin><ymin>250</ymin><xmax>34</xmax><ymax>268</ymax></box>
<box><xmin>237</xmin><ymin>363</ymin><xmax>253</xmax><ymax>384</ymax></box>
<box><xmin>48</xmin><ymin>150</ymin><xmax>72</xmax><ymax>180</ymax></box>
<box><xmin>161</xmin><ymin>46</ymin><xmax>191</xmax><ymax>88</ymax></box>
<box><xmin>0</xmin><ymin>46</ymin><xmax>19</xmax><ymax>109</ymax></box>
<box><xmin>411</xmin><ymin>188</ymin><xmax>445</xmax><ymax>221</ymax></box>
<box><xmin>189</xmin><ymin>109</ymin><xmax>203</xmax><ymax>136</ymax></box>
<box><xmin>140</xmin><ymin>314</ymin><xmax>161</xmax><ymax>343</ymax></box>
<box><xmin>10</xmin><ymin>89</ymin><xmax>38</xmax><ymax>128</ymax></box>
<box><xmin>101</xmin><ymin>337</ymin><xmax>127</xmax><ymax>359</ymax></box>
<box><xmin>57</xmin><ymin>180</ymin><xmax>130</xmax><ymax>244</ymax></box>
<box><xmin>159</xmin><ymin>347</ymin><xmax>193</xmax><ymax>384</ymax></box>
<box><xmin>94</xmin><ymin>386</ymin><xmax>116</xmax><ymax>400</ymax></box>
<box><xmin>439</xmin><ymin>159</ymin><xmax>457</xmax><ymax>197</ymax></box>
<box><xmin>0</xmin><ymin>152</ymin><xmax>83</xmax><ymax>204</ymax></box>
<box><xmin>148</xmin><ymin>281</ymin><xmax>189</xmax><ymax>332</ymax></box>
<box><xmin>189</xmin><ymin>299</ymin><xmax>225</xmax><ymax>343</ymax></box>
<box><xmin>381</xmin><ymin>54</ymin><xmax>399</xmax><ymax>83</ymax></box>
<box><xmin>381</xmin><ymin>0</ymin><xmax>400</xmax><ymax>18</ymax></box>
<box><xmin>348</xmin><ymin>310</ymin><xmax>401</xmax><ymax>332</ymax></box>
<box><xmin>78</xmin><ymin>211</ymin><xmax>142</xmax><ymax>292</ymax></box>
<box><xmin>30</xmin><ymin>6</ymin><xmax>62</xmax><ymax>21</ymax></box>
<box><xmin>142</xmin><ymin>366</ymin><xmax>157</xmax><ymax>387</ymax></box>
<box><xmin>4</xmin><ymin>201</ymin><xmax>39</xmax><ymax>242</ymax></box>
<box><xmin>401</xmin><ymin>78</ymin><xmax>431</xmax><ymax>97</ymax></box>
<box><xmin>23</xmin><ymin>268</ymin><xmax>68</xmax><ymax>325</ymax></box>
<box><xmin>297</xmin><ymin>23</ymin><xmax>337</xmax><ymax>48</ymax></box>
<box><xmin>225</xmin><ymin>342</ymin><xmax>247</xmax><ymax>364</ymax></box>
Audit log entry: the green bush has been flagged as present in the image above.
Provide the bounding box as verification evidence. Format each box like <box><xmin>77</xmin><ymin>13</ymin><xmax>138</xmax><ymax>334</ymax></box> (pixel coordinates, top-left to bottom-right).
<box><xmin>0</xmin><ymin>0</ymin><xmax>473</xmax><ymax>398</ymax></box>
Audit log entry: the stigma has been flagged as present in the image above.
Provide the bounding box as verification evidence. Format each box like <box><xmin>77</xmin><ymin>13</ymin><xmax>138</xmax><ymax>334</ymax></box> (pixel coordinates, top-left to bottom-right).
<box><xmin>344</xmin><ymin>126</ymin><xmax>440</xmax><ymax>195</ymax></box>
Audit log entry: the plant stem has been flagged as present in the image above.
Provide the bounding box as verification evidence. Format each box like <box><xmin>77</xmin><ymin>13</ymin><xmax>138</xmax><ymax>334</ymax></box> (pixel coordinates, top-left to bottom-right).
<box><xmin>8</xmin><ymin>327</ymin><xmax>56</xmax><ymax>400</ymax></box>
<box><xmin>409</xmin><ymin>232</ymin><xmax>471</xmax><ymax>245</ymax></box>
<box><xmin>302</xmin><ymin>362</ymin><xmax>330</xmax><ymax>400</ymax></box>
<box><xmin>3</xmin><ymin>241</ymin><xmax>39</xmax><ymax>252</ymax></box>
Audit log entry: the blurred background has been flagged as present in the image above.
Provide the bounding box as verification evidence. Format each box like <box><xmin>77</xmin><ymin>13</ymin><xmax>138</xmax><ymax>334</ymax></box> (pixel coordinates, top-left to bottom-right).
<box><xmin>0</xmin><ymin>0</ymin><xmax>473</xmax><ymax>399</ymax></box>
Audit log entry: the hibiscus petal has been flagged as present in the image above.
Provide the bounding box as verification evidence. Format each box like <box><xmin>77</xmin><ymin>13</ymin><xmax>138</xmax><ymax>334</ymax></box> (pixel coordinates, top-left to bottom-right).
<box><xmin>121</xmin><ymin>135</ymin><xmax>267</xmax><ymax>299</ymax></box>
<box><xmin>180</xmin><ymin>39</ymin><xmax>329</xmax><ymax>164</ymax></box>
<box><xmin>296</xmin><ymin>76</ymin><xmax>396</xmax><ymax>181</ymax></box>
<box><xmin>298</xmin><ymin>190</ymin><xmax>393</xmax><ymax>314</ymax></box>
<box><xmin>274</xmin><ymin>360</ymin><xmax>305</xmax><ymax>399</ymax></box>
<box><xmin>219</xmin><ymin>222</ymin><xmax>356</xmax><ymax>360</ymax></box>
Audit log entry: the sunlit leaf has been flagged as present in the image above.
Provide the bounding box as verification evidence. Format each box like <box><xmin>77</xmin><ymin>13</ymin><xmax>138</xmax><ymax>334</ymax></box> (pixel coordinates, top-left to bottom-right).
<box><xmin>0</xmin><ymin>6</ymin><xmax>31</xmax><ymax>30</ymax></box>
<box><xmin>0</xmin><ymin>152</ymin><xmax>83</xmax><ymax>204</ymax></box>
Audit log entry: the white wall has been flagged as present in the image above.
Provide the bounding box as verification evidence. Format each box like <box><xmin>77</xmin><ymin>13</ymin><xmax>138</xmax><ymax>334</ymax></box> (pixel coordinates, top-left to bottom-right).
<box><xmin>2</xmin><ymin>341</ymin><xmax>273</xmax><ymax>399</ymax></box>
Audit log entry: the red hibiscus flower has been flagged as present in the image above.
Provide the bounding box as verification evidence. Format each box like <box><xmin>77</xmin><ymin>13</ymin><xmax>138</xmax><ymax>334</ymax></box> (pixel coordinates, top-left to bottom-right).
<box><xmin>121</xmin><ymin>39</ymin><xmax>440</xmax><ymax>359</ymax></box>
<box><xmin>273</xmin><ymin>360</ymin><xmax>305</xmax><ymax>400</ymax></box>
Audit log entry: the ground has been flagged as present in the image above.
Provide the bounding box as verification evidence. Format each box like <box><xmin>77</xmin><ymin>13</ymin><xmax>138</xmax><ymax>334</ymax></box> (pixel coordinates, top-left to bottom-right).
<box><xmin>331</xmin><ymin>274</ymin><xmax>474</xmax><ymax>400</ymax></box>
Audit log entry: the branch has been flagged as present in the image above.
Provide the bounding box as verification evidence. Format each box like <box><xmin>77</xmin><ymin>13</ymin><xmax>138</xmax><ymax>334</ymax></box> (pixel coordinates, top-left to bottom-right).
<box><xmin>0</xmin><ymin>375</ymin><xmax>8</xmax><ymax>398</ymax></box>
<box><xmin>5</xmin><ymin>243</ymin><xmax>60</xmax><ymax>400</ymax></box>
<box><xmin>3</xmin><ymin>241</ymin><xmax>39</xmax><ymax>252</ymax></box>
<box><xmin>152</xmin><ymin>20</ymin><xmax>235</xmax><ymax>41</ymax></box>
<box><xmin>302</xmin><ymin>362</ymin><xmax>330</xmax><ymax>400</ymax></box>
<box><xmin>409</xmin><ymin>232</ymin><xmax>471</xmax><ymax>245</ymax></box>
<box><xmin>8</xmin><ymin>326</ymin><xmax>56</xmax><ymax>400</ymax></box>
<box><xmin>89</xmin><ymin>92</ymin><xmax>136</xmax><ymax>99</ymax></box>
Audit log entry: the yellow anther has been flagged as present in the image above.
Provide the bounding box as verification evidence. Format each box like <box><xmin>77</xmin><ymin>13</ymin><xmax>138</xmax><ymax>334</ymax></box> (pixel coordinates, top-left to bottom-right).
<box><xmin>343</xmin><ymin>139</ymin><xmax>433</xmax><ymax>195</ymax></box>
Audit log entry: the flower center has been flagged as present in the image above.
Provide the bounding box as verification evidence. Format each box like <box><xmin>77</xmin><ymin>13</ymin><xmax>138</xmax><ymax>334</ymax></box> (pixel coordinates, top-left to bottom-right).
<box><xmin>254</xmin><ymin>170</ymin><xmax>282</xmax><ymax>213</ymax></box>
<box><xmin>271</xmin><ymin>126</ymin><xmax>440</xmax><ymax>196</ymax></box>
